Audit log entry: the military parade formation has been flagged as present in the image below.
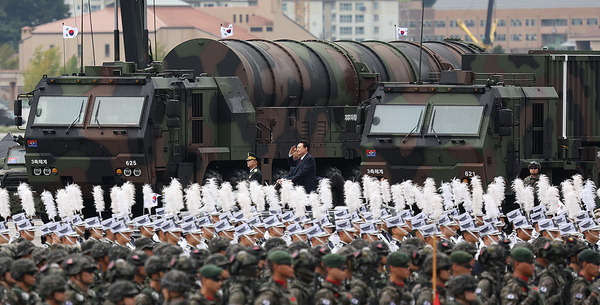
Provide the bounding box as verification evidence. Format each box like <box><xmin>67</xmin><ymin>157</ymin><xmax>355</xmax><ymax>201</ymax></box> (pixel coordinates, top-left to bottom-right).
<box><xmin>0</xmin><ymin>157</ymin><xmax>599</xmax><ymax>305</ymax></box>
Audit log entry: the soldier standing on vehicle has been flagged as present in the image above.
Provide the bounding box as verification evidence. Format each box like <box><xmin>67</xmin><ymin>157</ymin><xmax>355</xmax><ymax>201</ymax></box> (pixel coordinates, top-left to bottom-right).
<box><xmin>378</xmin><ymin>251</ymin><xmax>413</xmax><ymax>305</ymax></box>
<box><xmin>570</xmin><ymin>249</ymin><xmax>600</xmax><ymax>305</ymax></box>
<box><xmin>500</xmin><ymin>247</ymin><xmax>544</xmax><ymax>305</ymax></box>
<box><xmin>524</xmin><ymin>161</ymin><xmax>541</xmax><ymax>188</ymax></box>
<box><xmin>247</xmin><ymin>153</ymin><xmax>263</xmax><ymax>183</ymax></box>
<box><xmin>253</xmin><ymin>250</ymin><xmax>297</xmax><ymax>305</ymax></box>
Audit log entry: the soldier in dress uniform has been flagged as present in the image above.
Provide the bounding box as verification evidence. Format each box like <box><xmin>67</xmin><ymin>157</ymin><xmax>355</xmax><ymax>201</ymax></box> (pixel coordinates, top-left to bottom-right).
<box><xmin>247</xmin><ymin>153</ymin><xmax>263</xmax><ymax>183</ymax></box>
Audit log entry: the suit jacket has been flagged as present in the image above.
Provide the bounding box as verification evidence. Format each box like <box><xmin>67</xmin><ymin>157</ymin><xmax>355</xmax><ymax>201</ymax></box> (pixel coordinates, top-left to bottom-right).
<box><xmin>285</xmin><ymin>153</ymin><xmax>317</xmax><ymax>192</ymax></box>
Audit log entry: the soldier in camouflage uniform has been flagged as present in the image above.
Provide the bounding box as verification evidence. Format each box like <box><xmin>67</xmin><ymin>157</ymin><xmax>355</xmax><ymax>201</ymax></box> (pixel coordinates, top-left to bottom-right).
<box><xmin>62</xmin><ymin>255</ymin><xmax>98</xmax><ymax>305</ymax></box>
<box><xmin>161</xmin><ymin>270</ymin><xmax>192</xmax><ymax>305</ymax></box>
<box><xmin>378</xmin><ymin>252</ymin><xmax>413</xmax><ymax>305</ymax></box>
<box><xmin>413</xmin><ymin>253</ymin><xmax>452</xmax><ymax>305</ymax></box>
<box><xmin>3</xmin><ymin>258</ymin><xmax>40</xmax><ymax>305</ymax></box>
<box><xmin>224</xmin><ymin>250</ymin><xmax>260</xmax><ymax>305</ymax></box>
<box><xmin>476</xmin><ymin>244</ymin><xmax>509</xmax><ymax>305</ymax></box>
<box><xmin>445</xmin><ymin>274</ymin><xmax>479</xmax><ymax>305</ymax></box>
<box><xmin>289</xmin><ymin>249</ymin><xmax>319</xmax><ymax>305</ymax></box>
<box><xmin>136</xmin><ymin>256</ymin><xmax>167</xmax><ymax>305</ymax></box>
<box><xmin>523</xmin><ymin>161</ymin><xmax>541</xmax><ymax>188</ymax></box>
<box><xmin>0</xmin><ymin>256</ymin><xmax>14</xmax><ymax>301</ymax></box>
<box><xmin>37</xmin><ymin>276</ymin><xmax>68</xmax><ymax>305</ymax></box>
<box><xmin>500</xmin><ymin>247</ymin><xmax>544</xmax><ymax>305</ymax></box>
<box><xmin>103</xmin><ymin>280</ymin><xmax>140</xmax><ymax>305</ymax></box>
<box><xmin>253</xmin><ymin>250</ymin><xmax>298</xmax><ymax>305</ymax></box>
<box><xmin>314</xmin><ymin>253</ymin><xmax>351</xmax><ymax>305</ymax></box>
<box><xmin>348</xmin><ymin>247</ymin><xmax>379</xmax><ymax>305</ymax></box>
<box><xmin>535</xmin><ymin>240</ymin><xmax>567</xmax><ymax>305</ymax></box>
<box><xmin>570</xmin><ymin>249</ymin><xmax>600</xmax><ymax>305</ymax></box>
<box><xmin>189</xmin><ymin>264</ymin><xmax>224</xmax><ymax>305</ymax></box>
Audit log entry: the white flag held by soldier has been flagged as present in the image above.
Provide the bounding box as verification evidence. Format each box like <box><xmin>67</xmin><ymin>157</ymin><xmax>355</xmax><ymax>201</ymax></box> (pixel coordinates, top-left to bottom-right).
<box><xmin>220</xmin><ymin>24</ymin><xmax>233</xmax><ymax>38</ymax></box>
<box><xmin>396</xmin><ymin>27</ymin><xmax>408</xmax><ymax>39</ymax></box>
<box><xmin>63</xmin><ymin>25</ymin><xmax>79</xmax><ymax>39</ymax></box>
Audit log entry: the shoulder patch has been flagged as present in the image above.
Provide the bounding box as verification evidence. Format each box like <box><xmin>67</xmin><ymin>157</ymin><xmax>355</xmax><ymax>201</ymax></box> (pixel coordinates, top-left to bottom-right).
<box><xmin>475</xmin><ymin>288</ymin><xmax>482</xmax><ymax>294</ymax></box>
<box><xmin>262</xmin><ymin>300</ymin><xmax>271</xmax><ymax>305</ymax></box>
<box><xmin>540</xmin><ymin>287</ymin><xmax>547</xmax><ymax>293</ymax></box>
<box><xmin>21</xmin><ymin>293</ymin><xmax>29</xmax><ymax>301</ymax></box>
<box><xmin>423</xmin><ymin>301</ymin><xmax>431</xmax><ymax>305</ymax></box>
<box><xmin>390</xmin><ymin>302</ymin><xmax>396</xmax><ymax>305</ymax></box>
<box><xmin>506</xmin><ymin>294</ymin><xmax>515</xmax><ymax>300</ymax></box>
<box><xmin>76</xmin><ymin>294</ymin><xmax>84</xmax><ymax>302</ymax></box>
<box><xmin>322</xmin><ymin>299</ymin><xmax>331</xmax><ymax>305</ymax></box>
<box><xmin>575</xmin><ymin>293</ymin><xmax>584</xmax><ymax>299</ymax></box>
<box><xmin>65</xmin><ymin>302</ymin><xmax>73</xmax><ymax>305</ymax></box>
<box><xmin>351</xmin><ymin>298</ymin><xmax>359</xmax><ymax>304</ymax></box>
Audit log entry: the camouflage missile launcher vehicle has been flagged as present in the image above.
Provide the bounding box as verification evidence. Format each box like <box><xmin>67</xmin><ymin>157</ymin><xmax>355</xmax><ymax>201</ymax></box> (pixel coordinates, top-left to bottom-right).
<box><xmin>358</xmin><ymin>51</ymin><xmax>600</xmax><ymax>186</ymax></box>
<box><xmin>14</xmin><ymin>37</ymin><xmax>480</xmax><ymax>200</ymax></box>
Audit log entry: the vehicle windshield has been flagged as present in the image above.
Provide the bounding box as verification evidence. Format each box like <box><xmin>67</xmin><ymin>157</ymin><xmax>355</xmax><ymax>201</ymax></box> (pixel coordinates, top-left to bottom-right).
<box><xmin>5</xmin><ymin>148</ymin><xmax>25</xmax><ymax>165</ymax></box>
<box><xmin>427</xmin><ymin>105</ymin><xmax>485</xmax><ymax>135</ymax></box>
<box><xmin>369</xmin><ymin>104</ymin><xmax>426</xmax><ymax>134</ymax></box>
<box><xmin>33</xmin><ymin>96</ymin><xmax>88</xmax><ymax>125</ymax></box>
<box><xmin>91</xmin><ymin>97</ymin><xmax>145</xmax><ymax>126</ymax></box>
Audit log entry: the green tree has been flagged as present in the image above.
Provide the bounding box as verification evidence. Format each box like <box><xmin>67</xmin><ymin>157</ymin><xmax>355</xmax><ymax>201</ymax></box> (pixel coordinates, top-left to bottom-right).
<box><xmin>23</xmin><ymin>46</ymin><xmax>77</xmax><ymax>92</ymax></box>
<box><xmin>0</xmin><ymin>44</ymin><xmax>18</xmax><ymax>69</ymax></box>
<box><xmin>0</xmin><ymin>0</ymin><xmax>69</xmax><ymax>49</ymax></box>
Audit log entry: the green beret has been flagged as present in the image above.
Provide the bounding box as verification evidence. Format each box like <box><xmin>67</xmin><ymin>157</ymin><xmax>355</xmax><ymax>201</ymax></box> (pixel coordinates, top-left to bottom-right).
<box><xmin>268</xmin><ymin>250</ymin><xmax>293</xmax><ymax>265</ymax></box>
<box><xmin>387</xmin><ymin>252</ymin><xmax>410</xmax><ymax>268</ymax></box>
<box><xmin>578</xmin><ymin>249</ymin><xmax>600</xmax><ymax>265</ymax></box>
<box><xmin>450</xmin><ymin>251</ymin><xmax>473</xmax><ymax>264</ymax></box>
<box><xmin>199</xmin><ymin>264</ymin><xmax>223</xmax><ymax>280</ymax></box>
<box><xmin>322</xmin><ymin>253</ymin><xmax>346</xmax><ymax>268</ymax></box>
<box><xmin>511</xmin><ymin>247</ymin><xmax>534</xmax><ymax>263</ymax></box>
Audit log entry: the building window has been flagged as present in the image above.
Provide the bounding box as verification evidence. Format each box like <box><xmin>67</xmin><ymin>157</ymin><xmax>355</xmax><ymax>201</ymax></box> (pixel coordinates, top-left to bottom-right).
<box><xmin>480</xmin><ymin>20</ymin><xmax>485</xmax><ymax>27</ymax></box>
<box><xmin>526</xmin><ymin>34</ymin><xmax>537</xmax><ymax>41</ymax></box>
<box><xmin>450</xmin><ymin>20</ymin><xmax>458</xmax><ymax>28</ymax></box>
<box><xmin>409</xmin><ymin>21</ymin><xmax>416</xmax><ymax>28</ymax></box>
<box><xmin>355</xmin><ymin>26</ymin><xmax>364</xmax><ymax>34</ymax></box>
<box><xmin>464</xmin><ymin>36</ymin><xmax>472</xmax><ymax>42</ymax></box>
<box><xmin>435</xmin><ymin>20</ymin><xmax>445</xmax><ymax>27</ymax></box>
<box><xmin>496</xmin><ymin>34</ymin><xmax>506</xmax><ymax>41</ymax></box>
<box><xmin>282</xmin><ymin>3</ymin><xmax>287</xmax><ymax>11</ymax></box>
<box><xmin>356</xmin><ymin>2</ymin><xmax>366</xmax><ymax>11</ymax></box>
<box><xmin>587</xmin><ymin>18</ymin><xmax>598</xmax><ymax>25</ymax></box>
<box><xmin>49</xmin><ymin>45</ymin><xmax>55</xmax><ymax>49</ymax></box>
<box><xmin>497</xmin><ymin>19</ymin><xmax>506</xmax><ymax>27</ymax></box>
<box><xmin>465</xmin><ymin>20</ymin><xmax>475</xmax><ymax>27</ymax></box>
<box><xmin>511</xmin><ymin>34</ymin><xmax>522</xmax><ymax>41</ymax></box>
<box><xmin>340</xmin><ymin>3</ymin><xmax>352</xmax><ymax>11</ymax></box>
<box><xmin>266</xmin><ymin>27</ymin><xmax>273</xmax><ymax>32</ymax></box>
<box><xmin>373</xmin><ymin>2</ymin><xmax>379</xmax><ymax>10</ymax></box>
<box><xmin>374</xmin><ymin>26</ymin><xmax>379</xmax><ymax>34</ymax></box>
<box><xmin>340</xmin><ymin>27</ymin><xmax>352</xmax><ymax>35</ymax></box>
<box><xmin>572</xmin><ymin>18</ymin><xmax>583</xmax><ymax>25</ymax></box>
<box><xmin>250</xmin><ymin>27</ymin><xmax>263</xmax><ymax>32</ymax></box>
<box><xmin>541</xmin><ymin>19</ymin><xmax>567</xmax><ymax>26</ymax></box>
<box><xmin>374</xmin><ymin>15</ymin><xmax>379</xmax><ymax>22</ymax></box>
<box><xmin>78</xmin><ymin>44</ymin><xmax>82</xmax><ymax>57</ymax></box>
<box><xmin>424</xmin><ymin>21</ymin><xmax>432</xmax><ymax>28</ymax></box>
<box><xmin>340</xmin><ymin>15</ymin><xmax>352</xmax><ymax>23</ymax></box>
<box><xmin>105</xmin><ymin>44</ymin><xmax>110</xmax><ymax>57</ymax></box>
<box><xmin>526</xmin><ymin>19</ymin><xmax>536</xmax><ymax>26</ymax></box>
<box><xmin>355</xmin><ymin>15</ymin><xmax>364</xmax><ymax>23</ymax></box>
<box><xmin>510</xmin><ymin>19</ymin><xmax>521</xmax><ymax>26</ymax></box>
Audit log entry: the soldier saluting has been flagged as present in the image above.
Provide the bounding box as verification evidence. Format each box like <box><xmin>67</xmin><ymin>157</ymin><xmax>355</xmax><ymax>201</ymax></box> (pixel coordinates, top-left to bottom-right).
<box><xmin>247</xmin><ymin>153</ymin><xmax>263</xmax><ymax>183</ymax></box>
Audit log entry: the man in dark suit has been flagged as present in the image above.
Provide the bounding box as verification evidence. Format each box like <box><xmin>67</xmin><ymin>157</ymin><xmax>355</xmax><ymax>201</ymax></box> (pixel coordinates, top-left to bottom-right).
<box><xmin>278</xmin><ymin>140</ymin><xmax>317</xmax><ymax>193</ymax></box>
<box><xmin>246</xmin><ymin>152</ymin><xmax>262</xmax><ymax>183</ymax></box>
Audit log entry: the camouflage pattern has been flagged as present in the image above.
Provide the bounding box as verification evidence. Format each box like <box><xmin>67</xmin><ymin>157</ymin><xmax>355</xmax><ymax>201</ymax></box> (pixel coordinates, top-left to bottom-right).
<box><xmin>500</xmin><ymin>275</ymin><xmax>544</xmax><ymax>305</ymax></box>
<box><xmin>253</xmin><ymin>279</ymin><xmax>298</xmax><ymax>305</ymax></box>
<box><xmin>570</xmin><ymin>275</ymin><xmax>598</xmax><ymax>305</ymax></box>
<box><xmin>314</xmin><ymin>280</ymin><xmax>351</xmax><ymax>305</ymax></box>
<box><xmin>378</xmin><ymin>282</ymin><xmax>413</xmax><ymax>305</ymax></box>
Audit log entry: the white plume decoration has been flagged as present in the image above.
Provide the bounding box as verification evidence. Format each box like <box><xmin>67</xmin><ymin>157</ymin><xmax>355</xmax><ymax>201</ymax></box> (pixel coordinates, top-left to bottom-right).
<box><xmin>218</xmin><ymin>182</ymin><xmax>236</xmax><ymax>212</ymax></box>
<box><xmin>380</xmin><ymin>179</ymin><xmax>392</xmax><ymax>204</ymax></box>
<box><xmin>120</xmin><ymin>182</ymin><xmax>136</xmax><ymax>216</ymax></box>
<box><xmin>279</xmin><ymin>180</ymin><xmax>294</xmax><ymax>208</ymax></box>
<box><xmin>18</xmin><ymin>182</ymin><xmax>35</xmax><ymax>217</ymax></box>
<box><xmin>56</xmin><ymin>189</ymin><xmax>70</xmax><ymax>219</ymax></box>
<box><xmin>344</xmin><ymin>181</ymin><xmax>363</xmax><ymax>214</ymax></box>
<box><xmin>318</xmin><ymin>178</ymin><xmax>333</xmax><ymax>210</ymax></box>
<box><xmin>185</xmin><ymin>183</ymin><xmax>203</xmax><ymax>216</ymax></box>
<box><xmin>362</xmin><ymin>175</ymin><xmax>375</xmax><ymax>205</ymax></box>
<box><xmin>440</xmin><ymin>182</ymin><xmax>454</xmax><ymax>211</ymax></box>
<box><xmin>93</xmin><ymin>185</ymin><xmax>105</xmax><ymax>215</ymax></box>
<box><xmin>249</xmin><ymin>181</ymin><xmax>266</xmax><ymax>212</ymax></box>
<box><xmin>412</xmin><ymin>184</ymin><xmax>425</xmax><ymax>213</ymax></box>
<box><xmin>400</xmin><ymin>180</ymin><xmax>416</xmax><ymax>209</ymax></box>
<box><xmin>236</xmin><ymin>181</ymin><xmax>253</xmax><ymax>219</ymax></box>
<box><xmin>110</xmin><ymin>185</ymin><xmax>120</xmax><ymax>215</ymax></box>
<box><xmin>289</xmin><ymin>185</ymin><xmax>307</xmax><ymax>218</ymax></box>
<box><xmin>452</xmin><ymin>179</ymin><xmax>473</xmax><ymax>213</ymax></box>
<box><xmin>264</xmin><ymin>185</ymin><xmax>281</xmax><ymax>213</ymax></box>
<box><xmin>561</xmin><ymin>179</ymin><xmax>581</xmax><ymax>219</ymax></box>
<box><xmin>163</xmin><ymin>178</ymin><xmax>184</xmax><ymax>215</ymax></box>
<box><xmin>572</xmin><ymin>174</ymin><xmax>584</xmax><ymax>203</ymax></box>
<box><xmin>483</xmin><ymin>193</ymin><xmax>500</xmax><ymax>219</ymax></box>
<box><xmin>368</xmin><ymin>178</ymin><xmax>383</xmax><ymax>218</ymax></box>
<box><xmin>309</xmin><ymin>192</ymin><xmax>323</xmax><ymax>219</ymax></box>
<box><xmin>582</xmin><ymin>179</ymin><xmax>597</xmax><ymax>213</ymax></box>
<box><xmin>202</xmin><ymin>178</ymin><xmax>219</xmax><ymax>212</ymax></box>
<box><xmin>512</xmin><ymin>178</ymin><xmax>535</xmax><ymax>215</ymax></box>
<box><xmin>471</xmin><ymin>176</ymin><xmax>484</xmax><ymax>215</ymax></box>
<box><xmin>486</xmin><ymin>178</ymin><xmax>505</xmax><ymax>218</ymax></box>
<box><xmin>423</xmin><ymin>178</ymin><xmax>443</xmax><ymax>220</ymax></box>
<box><xmin>0</xmin><ymin>188</ymin><xmax>10</xmax><ymax>219</ymax></box>
<box><xmin>41</xmin><ymin>190</ymin><xmax>57</xmax><ymax>220</ymax></box>
<box><xmin>390</xmin><ymin>183</ymin><xmax>405</xmax><ymax>210</ymax></box>
<box><xmin>537</xmin><ymin>175</ymin><xmax>561</xmax><ymax>215</ymax></box>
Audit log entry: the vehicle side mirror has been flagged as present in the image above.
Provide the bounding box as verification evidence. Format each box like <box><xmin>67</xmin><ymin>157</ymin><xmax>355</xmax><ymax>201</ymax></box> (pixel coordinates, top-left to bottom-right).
<box><xmin>167</xmin><ymin>117</ymin><xmax>180</xmax><ymax>128</ymax></box>
<box><xmin>166</xmin><ymin>99</ymin><xmax>180</xmax><ymax>118</ymax></box>
<box><xmin>498</xmin><ymin>108</ymin><xmax>512</xmax><ymax>126</ymax></box>
<box><xmin>14</xmin><ymin>99</ymin><xmax>22</xmax><ymax>117</ymax></box>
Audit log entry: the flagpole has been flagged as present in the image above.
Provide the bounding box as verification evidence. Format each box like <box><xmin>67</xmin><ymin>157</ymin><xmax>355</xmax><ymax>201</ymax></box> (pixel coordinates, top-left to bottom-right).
<box><xmin>417</xmin><ymin>0</ymin><xmax>425</xmax><ymax>84</ymax></box>
<box><xmin>394</xmin><ymin>24</ymin><xmax>397</xmax><ymax>40</ymax></box>
<box><xmin>62</xmin><ymin>23</ymin><xmax>66</xmax><ymax>74</ymax></box>
<box><xmin>80</xmin><ymin>0</ymin><xmax>84</xmax><ymax>74</ymax></box>
<box><xmin>432</xmin><ymin>233</ymin><xmax>438</xmax><ymax>304</ymax></box>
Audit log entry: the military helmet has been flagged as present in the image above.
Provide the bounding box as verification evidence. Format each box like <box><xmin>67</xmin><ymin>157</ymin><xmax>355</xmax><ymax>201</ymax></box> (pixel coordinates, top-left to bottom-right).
<box><xmin>190</xmin><ymin>249</ymin><xmax>211</xmax><ymax>266</ymax></box>
<box><xmin>108</xmin><ymin>246</ymin><xmax>131</xmax><ymax>262</ymax></box>
<box><xmin>11</xmin><ymin>258</ymin><xmax>37</xmax><ymax>281</ymax></box>
<box><xmin>478</xmin><ymin>244</ymin><xmax>509</xmax><ymax>269</ymax></box>
<box><xmin>145</xmin><ymin>256</ymin><xmax>168</xmax><ymax>275</ymax></box>
<box><xmin>105</xmin><ymin>259</ymin><xmax>136</xmax><ymax>282</ymax></box>
<box><xmin>349</xmin><ymin>239</ymin><xmax>369</xmax><ymax>251</ymax></box>
<box><xmin>90</xmin><ymin>243</ymin><xmax>111</xmax><ymax>259</ymax></box>
<box><xmin>32</xmin><ymin>247</ymin><xmax>49</xmax><ymax>265</ymax></box>
<box><xmin>263</xmin><ymin>237</ymin><xmax>287</xmax><ymax>252</ymax></box>
<box><xmin>288</xmin><ymin>241</ymin><xmax>310</xmax><ymax>254</ymax></box>
<box><xmin>532</xmin><ymin>236</ymin><xmax>552</xmax><ymax>257</ymax></box>
<box><xmin>62</xmin><ymin>255</ymin><xmax>96</xmax><ymax>276</ymax></box>
<box><xmin>0</xmin><ymin>257</ymin><xmax>14</xmax><ymax>276</ymax></box>
<box><xmin>565</xmin><ymin>237</ymin><xmax>588</xmax><ymax>257</ymax></box>
<box><xmin>446</xmin><ymin>274</ymin><xmax>478</xmax><ymax>296</ymax></box>
<box><xmin>38</xmin><ymin>276</ymin><xmax>67</xmax><ymax>298</ymax></box>
<box><xmin>246</xmin><ymin>245</ymin><xmax>267</xmax><ymax>261</ymax></box>
<box><xmin>369</xmin><ymin>241</ymin><xmax>391</xmax><ymax>259</ymax></box>
<box><xmin>80</xmin><ymin>240</ymin><xmax>98</xmax><ymax>255</ymax></box>
<box><xmin>292</xmin><ymin>248</ymin><xmax>319</xmax><ymax>269</ymax></box>
<box><xmin>453</xmin><ymin>242</ymin><xmax>478</xmax><ymax>257</ymax></box>
<box><xmin>208</xmin><ymin>236</ymin><xmax>231</xmax><ymax>254</ymax></box>
<box><xmin>105</xmin><ymin>280</ymin><xmax>140</xmax><ymax>302</ymax></box>
<box><xmin>205</xmin><ymin>253</ymin><xmax>229</xmax><ymax>269</ymax></box>
<box><xmin>171</xmin><ymin>256</ymin><xmax>197</xmax><ymax>276</ymax></box>
<box><xmin>421</xmin><ymin>253</ymin><xmax>452</xmax><ymax>274</ymax></box>
<box><xmin>311</xmin><ymin>244</ymin><xmax>331</xmax><ymax>259</ymax></box>
<box><xmin>46</xmin><ymin>249</ymin><xmax>68</xmax><ymax>265</ymax></box>
<box><xmin>126</xmin><ymin>251</ymin><xmax>149</xmax><ymax>267</ymax></box>
<box><xmin>229</xmin><ymin>250</ymin><xmax>258</xmax><ymax>276</ymax></box>
<box><xmin>538</xmin><ymin>240</ymin><xmax>567</xmax><ymax>262</ymax></box>
<box><xmin>353</xmin><ymin>247</ymin><xmax>378</xmax><ymax>270</ymax></box>
<box><xmin>161</xmin><ymin>270</ymin><xmax>192</xmax><ymax>292</ymax></box>
<box><xmin>529</xmin><ymin>161</ymin><xmax>541</xmax><ymax>169</ymax></box>
<box><xmin>225</xmin><ymin>243</ymin><xmax>246</xmax><ymax>258</ymax></box>
<box><xmin>15</xmin><ymin>240</ymin><xmax>36</xmax><ymax>258</ymax></box>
